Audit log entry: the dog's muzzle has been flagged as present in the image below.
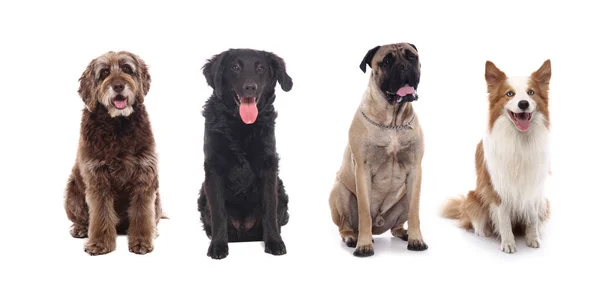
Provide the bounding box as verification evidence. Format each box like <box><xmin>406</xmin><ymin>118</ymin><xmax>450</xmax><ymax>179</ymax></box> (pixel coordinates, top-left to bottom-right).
<box><xmin>385</xmin><ymin>91</ymin><xmax>419</xmax><ymax>104</ymax></box>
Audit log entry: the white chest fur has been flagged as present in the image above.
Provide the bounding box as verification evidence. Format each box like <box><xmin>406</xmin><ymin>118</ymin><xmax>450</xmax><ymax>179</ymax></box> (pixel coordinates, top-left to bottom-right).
<box><xmin>483</xmin><ymin>114</ymin><xmax>550</xmax><ymax>222</ymax></box>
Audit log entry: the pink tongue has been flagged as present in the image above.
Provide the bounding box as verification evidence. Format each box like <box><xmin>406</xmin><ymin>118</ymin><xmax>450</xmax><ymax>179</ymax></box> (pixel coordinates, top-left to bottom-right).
<box><xmin>396</xmin><ymin>85</ymin><xmax>415</xmax><ymax>97</ymax></box>
<box><xmin>239</xmin><ymin>98</ymin><xmax>258</xmax><ymax>124</ymax></box>
<box><xmin>516</xmin><ymin>118</ymin><xmax>531</xmax><ymax>131</ymax></box>
<box><xmin>113</xmin><ymin>99</ymin><xmax>127</xmax><ymax>109</ymax></box>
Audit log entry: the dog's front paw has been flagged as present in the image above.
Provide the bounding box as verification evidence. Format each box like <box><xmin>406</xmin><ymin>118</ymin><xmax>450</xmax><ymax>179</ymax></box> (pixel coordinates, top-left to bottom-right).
<box><xmin>265</xmin><ymin>240</ymin><xmax>287</xmax><ymax>256</ymax></box>
<box><xmin>526</xmin><ymin>236</ymin><xmax>540</xmax><ymax>248</ymax></box>
<box><xmin>84</xmin><ymin>240</ymin><xmax>115</xmax><ymax>256</ymax></box>
<box><xmin>501</xmin><ymin>241</ymin><xmax>517</xmax><ymax>253</ymax></box>
<box><xmin>70</xmin><ymin>224</ymin><xmax>88</xmax><ymax>238</ymax></box>
<box><xmin>129</xmin><ymin>238</ymin><xmax>154</xmax><ymax>255</ymax></box>
<box><xmin>353</xmin><ymin>243</ymin><xmax>374</xmax><ymax>257</ymax></box>
<box><xmin>207</xmin><ymin>242</ymin><xmax>229</xmax><ymax>259</ymax></box>
<box><xmin>407</xmin><ymin>238</ymin><xmax>428</xmax><ymax>251</ymax></box>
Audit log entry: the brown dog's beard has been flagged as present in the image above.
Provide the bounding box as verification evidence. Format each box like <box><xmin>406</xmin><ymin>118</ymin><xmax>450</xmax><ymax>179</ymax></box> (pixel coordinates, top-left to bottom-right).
<box><xmin>98</xmin><ymin>82</ymin><xmax>137</xmax><ymax>117</ymax></box>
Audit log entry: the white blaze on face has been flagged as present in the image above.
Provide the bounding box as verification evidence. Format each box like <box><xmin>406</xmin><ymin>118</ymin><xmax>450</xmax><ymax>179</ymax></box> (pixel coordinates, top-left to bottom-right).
<box><xmin>505</xmin><ymin>77</ymin><xmax>537</xmax><ymax>113</ymax></box>
<box><xmin>505</xmin><ymin>76</ymin><xmax>537</xmax><ymax>131</ymax></box>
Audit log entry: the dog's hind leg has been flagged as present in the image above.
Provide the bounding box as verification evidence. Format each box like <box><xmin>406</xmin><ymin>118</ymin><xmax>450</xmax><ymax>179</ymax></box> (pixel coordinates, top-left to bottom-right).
<box><xmin>329</xmin><ymin>180</ymin><xmax>358</xmax><ymax>247</ymax></box>
<box><xmin>277</xmin><ymin>177</ymin><xmax>289</xmax><ymax>229</ymax></box>
<box><xmin>65</xmin><ymin>165</ymin><xmax>89</xmax><ymax>238</ymax></box>
<box><xmin>198</xmin><ymin>185</ymin><xmax>213</xmax><ymax>239</ymax></box>
<box><xmin>391</xmin><ymin>222</ymin><xmax>408</xmax><ymax>241</ymax></box>
<box><xmin>462</xmin><ymin>191</ymin><xmax>491</xmax><ymax>237</ymax></box>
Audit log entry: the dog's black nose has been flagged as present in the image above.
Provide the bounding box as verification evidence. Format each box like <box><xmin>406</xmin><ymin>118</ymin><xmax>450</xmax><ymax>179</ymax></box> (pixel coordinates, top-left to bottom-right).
<box><xmin>113</xmin><ymin>84</ymin><xmax>124</xmax><ymax>93</ymax></box>
<box><xmin>243</xmin><ymin>82</ymin><xmax>258</xmax><ymax>95</ymax></box>
<box><xmin>518</xmin><ymin>100</ymin><xmax>529</xmax><ymax>110</ymax></box>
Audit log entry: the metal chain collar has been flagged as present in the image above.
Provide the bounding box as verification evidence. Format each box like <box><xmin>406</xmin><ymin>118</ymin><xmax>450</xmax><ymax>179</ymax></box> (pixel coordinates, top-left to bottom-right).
<box><xmin>360</xmin><ymin>111</ymin><xmax>415</xmax><ymax>130</ymax></box>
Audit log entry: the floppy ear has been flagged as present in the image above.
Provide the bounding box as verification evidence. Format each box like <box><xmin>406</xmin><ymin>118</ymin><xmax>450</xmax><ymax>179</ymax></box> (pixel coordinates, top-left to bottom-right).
<box><xmin>266</xmin><ymin>52</ymin><xmax>293</xmax><ymax>92</ymax></box>
<box><xmin>532</xmin><ymin>59</ymin><xmax>551</xmax><ymax>85</ymax></box>
<box><xmin>484</xmin><ymin>61</ymin><xmax>507</xmax><ymax>85</ymax></box>
<box><xmin>78</xmin><ymin>59</ymin><xmax>97</xmax><ymax>112</ymax></box>
<box><xmin>130</xmin><ymin>53</ymin><xmax>151</xmax><ymax>102</ymax></box>
<box><xmin>359</xmin><ymin>46</ymin><xmax>380</xmax><ymax>73</ymax></box>
<box><xmin>202</xmin><ymin>51</ymin><xmax>229</xmax><ymax>98</ymax></box>
<box><xmin>408</xmin><ymin>43</ymin><xmax>418</xmax><ymax>51</ymax></box>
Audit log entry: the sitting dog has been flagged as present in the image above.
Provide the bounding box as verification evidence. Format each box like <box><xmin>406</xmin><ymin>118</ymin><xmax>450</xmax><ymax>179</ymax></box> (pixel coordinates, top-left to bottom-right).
<box><xmin>198</xmin><ymin>49</ymin><xmax>292</xmax><ymax>259</ymax></box>
<box><xmin>64</xmin><ymin>51</ymin><xmax>164</xmax><ymax>256</ymax></box>
<box><xmin>329</xmin><ymin>43</ymin><xmax>428</xmax><ymax>257</ymax></box>
<box><xmin>442</xmin><ymin>60</ymin><xmax>552</xmax><ymax>253</ymax></box>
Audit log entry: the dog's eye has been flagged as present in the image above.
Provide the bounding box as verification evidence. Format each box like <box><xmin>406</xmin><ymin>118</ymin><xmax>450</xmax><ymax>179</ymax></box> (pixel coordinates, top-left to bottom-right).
<box><xmin>383</xmin><ymin>59</ymin><xmax>391</xmax><ymax>65</ymax></box>
<box><xmin>121</xmin><ymin>64</ymin><xmax>133</xmax><ymax>74</ymax></box>
<box><xmin>257</xmin><ymin>65</ymin><xmax>265</xmax><ymax>73</ymax></box>
<box><xmin>506</xmin><ymin>91</ymin><xmax>515</xmax><ymax>97</ymax></box>
<box><xmin>231</xmin><ymin>65</ymin><xmax>240</xmax><ymax>72</ymax></box>
<box><xmin>99</xmin><ymin>69</ymin><xmax>110</xmax><ymax>79</ymax></box>
<box><xmin>527</xmin><ymin>90</ymin><xmax>535</xmax><ymax>95</ymax></box>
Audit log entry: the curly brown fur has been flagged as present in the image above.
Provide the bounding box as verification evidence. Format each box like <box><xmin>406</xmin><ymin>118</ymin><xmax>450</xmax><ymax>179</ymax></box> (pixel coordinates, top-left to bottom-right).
<box><xmin>64</xmin><ymin>51</ymin><xmax>163</xmax><ymax>256</ymax></box>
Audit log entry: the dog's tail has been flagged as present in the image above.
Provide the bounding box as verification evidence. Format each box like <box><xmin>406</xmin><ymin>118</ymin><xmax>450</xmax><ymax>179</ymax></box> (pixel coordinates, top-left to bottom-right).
<box><xmin>441</xmin><ymin>191</ymin><xmax>486</xmax><ymax>231</ymax></box>
<box><xmin>441</xmin><ymin>195</ymin><xmax>465</xmax><ymax>220</ymax></box>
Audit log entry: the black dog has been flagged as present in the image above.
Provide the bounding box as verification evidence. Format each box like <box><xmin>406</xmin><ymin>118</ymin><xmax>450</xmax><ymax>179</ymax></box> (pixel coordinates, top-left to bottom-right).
<box><xmin>198</xmin><ymin>49</ymin><xmax>292</xmax><ymax>259</ymax></box>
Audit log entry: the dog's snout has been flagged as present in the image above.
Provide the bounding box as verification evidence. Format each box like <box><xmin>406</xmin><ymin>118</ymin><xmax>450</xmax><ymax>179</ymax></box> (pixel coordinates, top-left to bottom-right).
<box><xmin>518</xmin><ymin>100</ymin><xmax>529</xmax><ymax>110</ymax></box>
<box><xmin>113</xmin><ymin>83</ymin><xmax>125</xmax><ymax>93</ymax></box>
<box><xmin>243</xmin><ymin>82</ymin><xmax>258</xmax><ymax>95</ymax></box>
<box><xmin>400</xmin><ymin>64</ymin><xmax>406</xmax><ymax>71</ymax></box>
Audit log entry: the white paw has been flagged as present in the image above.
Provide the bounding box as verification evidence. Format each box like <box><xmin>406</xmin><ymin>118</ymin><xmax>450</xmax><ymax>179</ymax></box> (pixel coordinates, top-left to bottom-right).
<box><xmin>501</xmin><ymin>241</ymin><xmax>517</xmax><ymax>254</ymax></box>
<box><xmin>526</xmin><ymin>237</ymin><xmax>540</xmax><ymax>248</ymax></box>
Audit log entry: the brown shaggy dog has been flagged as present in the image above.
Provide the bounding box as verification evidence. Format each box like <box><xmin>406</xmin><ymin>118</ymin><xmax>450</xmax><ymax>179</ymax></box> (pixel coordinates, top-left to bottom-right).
<box><xmin>64</xmin><ymin>51</ymin><xmax>164</xmax><ymax>256</ymax></box>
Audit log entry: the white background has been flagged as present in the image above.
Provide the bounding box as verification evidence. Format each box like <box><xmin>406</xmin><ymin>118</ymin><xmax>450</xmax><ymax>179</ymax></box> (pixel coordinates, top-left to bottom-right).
<box><xmin>1</xmin><ymin>0</ymin><xmax>598</xmax><ymax>292</ymax></box>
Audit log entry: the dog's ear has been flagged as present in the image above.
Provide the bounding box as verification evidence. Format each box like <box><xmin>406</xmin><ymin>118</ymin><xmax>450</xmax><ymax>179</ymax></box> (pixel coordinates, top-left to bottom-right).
<box><xmin>409</xmin><ymin>43</ymin><xmax>418</xmax><ymax>52</ymax></box>
<box><xmin>130</xmin><ymin>53</ymin><xmax>151</xmax><ymax>103</ymax></box>
<box><xmin>202</xmin><ymin>51</ymin><xmax>229</xmax><ymax>98</ymax></box>
<box><xmin>532</xmin><ymin>59</ymin><xmax>551</xmax><ymax>85</ymax></box>
<box><xmin>266</xmin><ymin>52</ymin><xmax>293</xmax><ymax>92</ymax></box>
<box><xmin>78</xmin><ymin>59</ymin><xmax>97</xmax><ymax>112</ymax></box>
<box><xmin>359</xmin><ymin>46</ymin><xmax>380</xmax><ymax>73</ymax></box>
<box><xmin>135</xmin><ymin>54</ymin><xmax>151</xmax><ymax>97</ymax></box>
<box><xmin>484</xmin><ymin>61</ymin><xmax>507</xmax><ymax>86</ymax></box>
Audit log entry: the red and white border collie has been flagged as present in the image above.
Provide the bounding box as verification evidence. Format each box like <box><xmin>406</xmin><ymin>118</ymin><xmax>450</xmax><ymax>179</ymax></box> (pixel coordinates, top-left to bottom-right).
<box><xmin>442</xmin><ymin>60</ymin><xmax>552</xmax><ymax>253</ymax></box>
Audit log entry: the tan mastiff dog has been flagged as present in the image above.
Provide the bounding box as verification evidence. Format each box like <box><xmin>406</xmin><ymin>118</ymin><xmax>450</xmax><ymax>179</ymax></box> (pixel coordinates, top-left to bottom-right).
<box><xmin>329</xmin><ymin>43</ymin><xmax>427</xmax><ymax>257</ymax></box>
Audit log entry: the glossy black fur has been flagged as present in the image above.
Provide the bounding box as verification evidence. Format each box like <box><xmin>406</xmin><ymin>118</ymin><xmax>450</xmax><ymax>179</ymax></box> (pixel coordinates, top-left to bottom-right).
<box><xmin>197</xmin><ymin>49</ymin><xmax>292</xmax><ymax>259</ymax></box>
